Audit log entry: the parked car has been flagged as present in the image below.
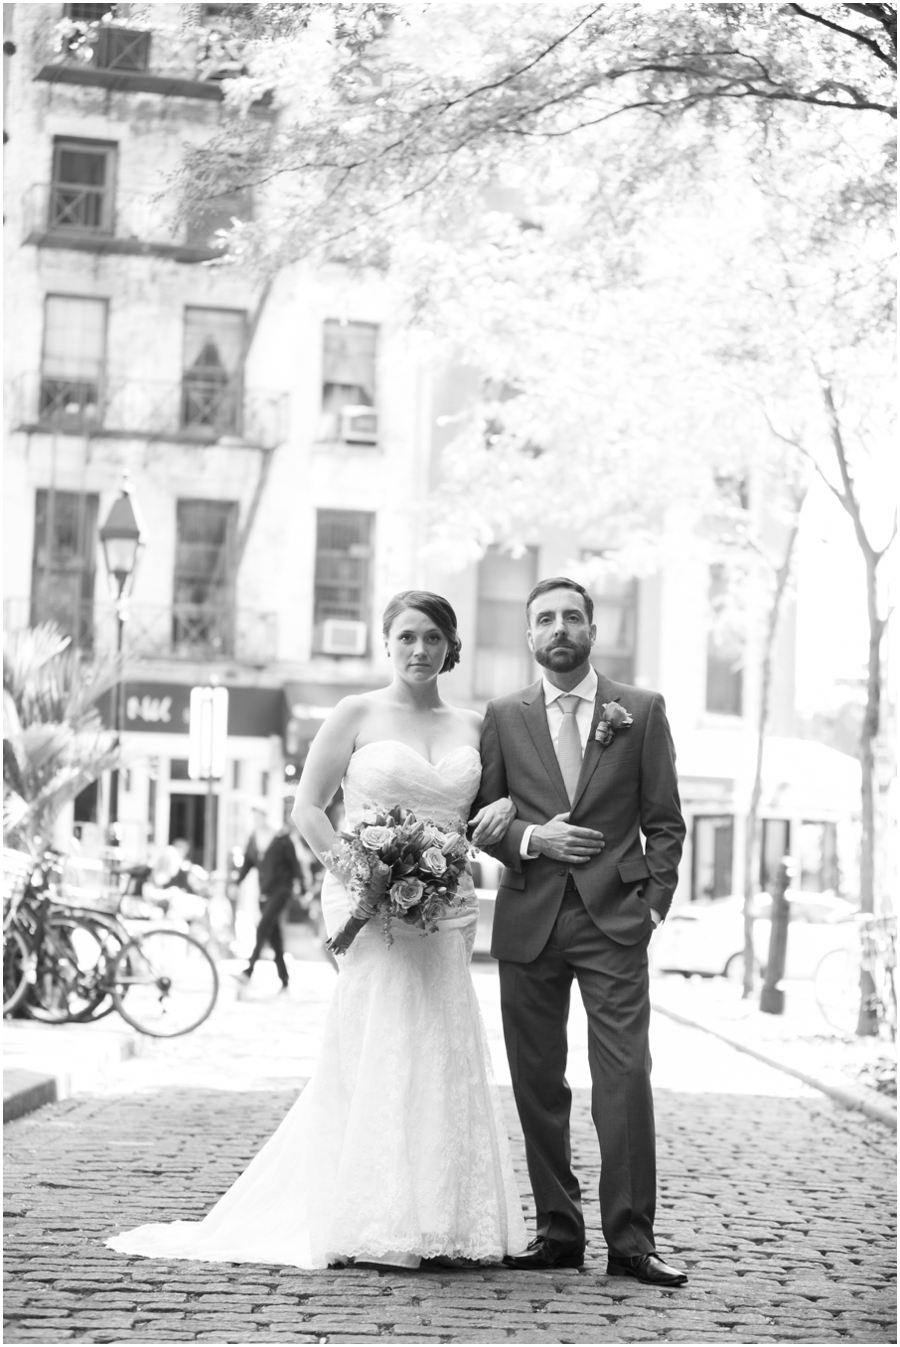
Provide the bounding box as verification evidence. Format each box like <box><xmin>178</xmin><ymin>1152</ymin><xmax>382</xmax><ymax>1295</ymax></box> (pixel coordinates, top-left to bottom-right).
<box><xmin>650</xmin><ymin>891</ymin><xmax>857</xmax><ymax>981</ymax></box>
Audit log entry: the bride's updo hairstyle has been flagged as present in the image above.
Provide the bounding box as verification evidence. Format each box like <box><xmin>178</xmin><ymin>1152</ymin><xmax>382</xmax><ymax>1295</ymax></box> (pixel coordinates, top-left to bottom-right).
<box><xmin>382</xmin><ymin>590</ymin><xmax>462</xmax><ymax>674</ymax></box>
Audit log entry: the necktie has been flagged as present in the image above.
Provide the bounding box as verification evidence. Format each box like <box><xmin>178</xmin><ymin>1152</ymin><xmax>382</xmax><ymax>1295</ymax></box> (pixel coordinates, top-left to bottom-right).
<box><xmin>556</xmin><ymin>694</ymin><xmax>583</xmax><ymax>805</ymax></box>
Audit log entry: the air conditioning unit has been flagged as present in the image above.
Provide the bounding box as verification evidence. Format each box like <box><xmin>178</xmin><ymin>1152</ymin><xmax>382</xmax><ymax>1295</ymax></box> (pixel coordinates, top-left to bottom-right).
<box><xmin>340</xmin><ymin>405</ymin><xmax>378</xmax><ymax>445</ymax></box>
<box><xmin>321</xmin><ymin>619</ymin><xmax>367</xmax><ymax>656</ymax></box>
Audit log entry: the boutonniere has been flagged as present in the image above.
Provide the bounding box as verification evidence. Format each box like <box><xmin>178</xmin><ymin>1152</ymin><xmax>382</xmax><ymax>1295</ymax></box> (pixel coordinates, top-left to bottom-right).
<box><xmin>594</xmin><ymin>700</ymin><xmax>634</xmax><ymax>746</ymax></box>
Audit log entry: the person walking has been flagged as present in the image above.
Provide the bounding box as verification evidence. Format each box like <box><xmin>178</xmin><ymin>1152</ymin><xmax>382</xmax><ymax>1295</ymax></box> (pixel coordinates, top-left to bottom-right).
<box><xmin>476</xmin><ymin>576</ymin><xmax>688</xmax><ymax>1287</ymax></box>
<box><xmin>236</xmin><ymin>804</ymin><xmax>302</xmax><ymax>991</ymax></box>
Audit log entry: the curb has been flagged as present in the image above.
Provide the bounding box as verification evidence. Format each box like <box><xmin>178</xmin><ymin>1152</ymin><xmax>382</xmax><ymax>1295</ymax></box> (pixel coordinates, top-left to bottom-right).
<box><xmin>2</xmin><ymin>1019</ymin><xmax>144</xmax><ymax>1124</ymax></box>
<box><xmin>3</xmin><ymin>1069</ymin><xmax>58</xmax><ymax>1124</ymax></box>
<box><xmin>652</xmin><ymin>1000</ymin><xmax>898</xmax><ymax>1129</ymax></box>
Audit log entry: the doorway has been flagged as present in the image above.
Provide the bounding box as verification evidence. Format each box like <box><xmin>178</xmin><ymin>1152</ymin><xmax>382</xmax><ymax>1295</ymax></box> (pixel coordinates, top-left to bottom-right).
<box><xmin>168</xmin><ymin>792</ymin><xmax>217</xmax><ymax>866</ymax></box>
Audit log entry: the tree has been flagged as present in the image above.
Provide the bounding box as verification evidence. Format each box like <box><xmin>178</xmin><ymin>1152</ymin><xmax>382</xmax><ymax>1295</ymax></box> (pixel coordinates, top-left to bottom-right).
<box><xmin>147</xmin><ymin>2</ymin><xmax>895</xmax><ymax>268</ymax></box>
<box><xmin>3</xmin><ymin>625</ymin><xmax>119</xmax><ymax>852</ymax></box>
<box><xmin>59</xmin><ymin>4</ymin><xmax>894</xmax><ymax>972</ymax></box>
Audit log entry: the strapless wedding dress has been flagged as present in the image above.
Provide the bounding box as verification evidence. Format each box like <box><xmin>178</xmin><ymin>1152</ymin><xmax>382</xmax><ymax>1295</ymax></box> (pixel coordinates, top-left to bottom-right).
<box><xmin>107</xmin><ymin>741</ymin><xmax>528</xmax><ymax>1269</ymax></box>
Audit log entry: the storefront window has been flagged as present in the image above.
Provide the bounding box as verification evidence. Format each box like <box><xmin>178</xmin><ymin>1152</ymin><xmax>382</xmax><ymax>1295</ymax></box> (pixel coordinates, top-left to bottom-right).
<box><xmin>799</xmin><ymin>821</ymin><xmax>840</xmax><ymax>893</ymax></box>
<box><xmin>760</xmin><ymin>819</ymin><xmax>791</xmax><ymax>892</ymax></box>
<box><xmin>692</xmin><ymin>815</ymin><xmax>734</xmax><ymax>900</ymax></box>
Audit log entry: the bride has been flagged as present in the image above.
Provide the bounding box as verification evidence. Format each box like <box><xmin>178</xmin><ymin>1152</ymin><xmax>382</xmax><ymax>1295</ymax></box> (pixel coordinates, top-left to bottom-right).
<box><xmin>107</xmin><ymin>590</ymin><xmax>528</xmax><ymax>1269</ymax></box>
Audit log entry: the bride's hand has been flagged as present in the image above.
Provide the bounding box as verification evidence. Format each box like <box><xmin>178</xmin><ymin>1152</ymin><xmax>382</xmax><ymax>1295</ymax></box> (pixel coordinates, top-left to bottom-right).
<box><xmin>469</xmin><ymin>797</ymin><xmax>517</xmax><ymax>848</ymax></box>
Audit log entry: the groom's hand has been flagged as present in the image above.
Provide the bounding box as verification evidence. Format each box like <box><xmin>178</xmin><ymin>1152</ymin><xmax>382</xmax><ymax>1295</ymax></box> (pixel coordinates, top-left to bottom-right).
<box><xmin>529</xmin><ymin>813</ymin><xmax>605</xmax><ymax>864</ymax></box>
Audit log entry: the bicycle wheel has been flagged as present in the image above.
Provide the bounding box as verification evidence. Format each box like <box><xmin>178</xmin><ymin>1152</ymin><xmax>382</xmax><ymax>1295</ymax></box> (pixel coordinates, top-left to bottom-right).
<box><xmin>111</xmin><ymin>927</ymin><xmax>218</xmax><ymax>1037</ymax></box>
<box><xmin>814</xmin><ymin>947</ymin><xmax>860</xmax><ymax>1035</ymax></box>
<box><xmin>65</xmin><ymin>914</ymin><xmax>124</xmax><ymax>1023</ymax></box>
<box><xmin>26</xmin><ymin>913</ymin><xmax>107</xmax><ymax>1023</ymax></box>
<box><xmin>3</xmin><ymin>927</ymin><xmax>32</xmax><ymax>1015</ymax></box>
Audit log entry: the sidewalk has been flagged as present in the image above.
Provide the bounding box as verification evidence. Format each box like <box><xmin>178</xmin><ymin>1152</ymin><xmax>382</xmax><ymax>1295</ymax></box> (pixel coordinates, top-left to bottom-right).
<box><xmin>650</xmin><ymin>973</ymin><xmax>897</xmax><ymax>1128</ymax></box>
<box><xmin>3</xmin><ymin>1017</ymin><xmax>143</xmax><ymax>1122</ymax></box>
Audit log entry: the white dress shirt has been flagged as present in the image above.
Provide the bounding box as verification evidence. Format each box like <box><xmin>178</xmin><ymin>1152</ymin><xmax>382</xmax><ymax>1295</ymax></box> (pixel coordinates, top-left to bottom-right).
<box><xmin>520</xmin><ymin>667</ymin><xmax>598</xmax><ymax>859</ymax></box>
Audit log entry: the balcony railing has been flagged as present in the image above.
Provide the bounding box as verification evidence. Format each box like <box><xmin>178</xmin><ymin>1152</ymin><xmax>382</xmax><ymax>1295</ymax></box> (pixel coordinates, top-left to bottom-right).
<box><xmin>5</xmin><ymin>598</ymin><xmax>278</xmax><ymax>666</ymax></box>
<box><xmin>37</xmin><ymin>17</ymin><xmax>272</xmax><ymax>103</ymax></box>
<box><xmin>12</xmin><ymin>374</ymin><xmax>289</xmax><ymax>450</ymax></box>
<box><xmin>23</xmin><ymin>182</ymin><xmax>224</xmax><ymax>261</ymax></box>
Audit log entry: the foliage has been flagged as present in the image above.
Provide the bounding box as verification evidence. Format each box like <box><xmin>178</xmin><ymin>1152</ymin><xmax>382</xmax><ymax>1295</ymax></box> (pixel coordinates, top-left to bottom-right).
<box><xmin>3</xmin><ymin>625</ymin><xmax>119</xmax><ymax>850</ymax></box>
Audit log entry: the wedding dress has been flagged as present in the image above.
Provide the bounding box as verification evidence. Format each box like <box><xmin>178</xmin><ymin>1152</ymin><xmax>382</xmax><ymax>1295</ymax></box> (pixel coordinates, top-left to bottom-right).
<box><xmin>107</xmin><ymin>741</ymin><xmax>528</xmax><ymax>1269</ymax></box>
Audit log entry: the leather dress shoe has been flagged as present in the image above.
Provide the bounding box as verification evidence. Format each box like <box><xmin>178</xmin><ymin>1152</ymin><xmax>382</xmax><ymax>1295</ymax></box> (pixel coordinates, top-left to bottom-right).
<box><xmin>607</xmin><ymin>1252</ymin><xmax>687</xmax><ymax>1286</ymax></box>
<box><xmin>504</xmin><ymin>1236</ymin><xmax>585</xmax><ymax>1270</ymax></box>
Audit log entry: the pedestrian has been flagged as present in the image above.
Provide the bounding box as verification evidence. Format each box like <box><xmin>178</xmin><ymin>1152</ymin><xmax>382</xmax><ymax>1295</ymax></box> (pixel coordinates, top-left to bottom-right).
<box><xmin>476</xmin><ymin>576</ymin><xmax>689</xmax><ymax>1287</ymax></box>
<box><xmin>236</xmin><ymin>802</ymin><xmax>301</xmax><ymax>992</ymax></box>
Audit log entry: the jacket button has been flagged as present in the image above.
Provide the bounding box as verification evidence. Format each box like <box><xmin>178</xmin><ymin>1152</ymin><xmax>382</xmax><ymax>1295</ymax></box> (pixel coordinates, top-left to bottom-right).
<box><xmin>557</xmin><ymin>867</ymin><xmax>566</xmax><ymax>876</ymax></box>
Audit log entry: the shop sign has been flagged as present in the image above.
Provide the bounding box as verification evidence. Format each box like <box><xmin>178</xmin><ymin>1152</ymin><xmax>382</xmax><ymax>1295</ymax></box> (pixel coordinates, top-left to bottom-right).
<box><xmin>124</xmin><ymin>684</ymin><xmax>191</xmax><ymax>732</ymax></box>
<box><xmin>118</xmin><ymin>682</ymin><xmax>282</xmax><ymax>738</ymax></box>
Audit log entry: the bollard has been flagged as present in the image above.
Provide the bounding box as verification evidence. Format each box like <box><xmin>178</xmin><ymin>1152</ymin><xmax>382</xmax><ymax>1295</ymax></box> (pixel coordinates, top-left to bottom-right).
<box><xmin>760</xmin><ymin>858</ymin><xmax>794</xmax><ymax>1015</ymax></box>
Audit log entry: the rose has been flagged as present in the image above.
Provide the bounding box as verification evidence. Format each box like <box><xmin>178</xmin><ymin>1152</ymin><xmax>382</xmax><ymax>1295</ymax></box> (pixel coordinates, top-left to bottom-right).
<box><xmin>359</xmin><ymin>825</ymin><xmax>393</xmax><ymax>851</ymax></box>
<box><xmin>420</xmin><ymin>847</ymin><xmax>448</xmax><ymax>876</ymax></box>
<box><xmin>595</xmin><ymin>700</ymin><xmax>633</xmax><ymax>745</ymax></box>
<box><xmin>390</xmin><ymin>877</ymin><xmax>425</xmax><ymax>911</ymax></box>
<box><xmin>422</xmin><ymin>823</ymin><xmax>449</xmax><ymax>848</ymax></box>
<box><xmin>601</xmin><ymin>701</ymin><xmax>633</xmax><ymax>729</ymax></box>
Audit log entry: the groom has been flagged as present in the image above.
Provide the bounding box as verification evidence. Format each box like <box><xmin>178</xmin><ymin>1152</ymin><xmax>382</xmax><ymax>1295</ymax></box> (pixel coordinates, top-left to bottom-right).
<box><xmin>476</xmin><ymin>576</ymin><xmax>687</xmax><ymax>1286</ymax></box>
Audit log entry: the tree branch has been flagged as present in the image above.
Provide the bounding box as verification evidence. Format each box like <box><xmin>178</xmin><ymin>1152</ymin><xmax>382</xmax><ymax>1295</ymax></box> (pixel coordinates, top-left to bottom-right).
<box><xmin>789</xmin><ymin>3</ymin><xmax>897</xmax><ymax>70</ymax></box>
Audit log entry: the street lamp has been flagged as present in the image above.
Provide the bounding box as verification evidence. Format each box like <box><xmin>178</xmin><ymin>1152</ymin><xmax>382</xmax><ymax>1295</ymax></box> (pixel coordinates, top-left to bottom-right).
<box><xmin>99</xmin><ymin>481</ymin><xmax>146</xmax><ymax>838</ymax></box>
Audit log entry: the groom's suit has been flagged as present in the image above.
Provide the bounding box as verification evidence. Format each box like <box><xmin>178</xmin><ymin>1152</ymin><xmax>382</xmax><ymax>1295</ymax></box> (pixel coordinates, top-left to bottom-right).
<box><xmin>476</xmin><ymin>670</ymin><xmax>685</xmax><ymax>1257</ymax></box>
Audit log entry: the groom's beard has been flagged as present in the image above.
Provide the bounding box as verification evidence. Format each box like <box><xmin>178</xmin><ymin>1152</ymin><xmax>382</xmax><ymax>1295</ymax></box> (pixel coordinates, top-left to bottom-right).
<box><xmin>533</xmin><ymin>635</ymin><xmax>592</xmax><ymax>674</ymax></box>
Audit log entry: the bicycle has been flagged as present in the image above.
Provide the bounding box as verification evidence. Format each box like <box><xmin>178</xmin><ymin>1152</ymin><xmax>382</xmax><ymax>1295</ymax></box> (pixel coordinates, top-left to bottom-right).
<box><xmin>814</xmin><ymin>913</ymin><xmax>897</xmax><ymax>1040</ymax></box>
<box><xmin>4</xmin><ymin>848</ymin><xmax>219</xmax><ymax>1037</ymax></box>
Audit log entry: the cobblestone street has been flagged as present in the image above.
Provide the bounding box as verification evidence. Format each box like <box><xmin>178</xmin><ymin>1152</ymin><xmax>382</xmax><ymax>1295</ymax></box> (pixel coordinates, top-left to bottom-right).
<box><xmin>4</xmin><ymin>962</ymin><xmax>897</xmax><ymax>1344</ymax></box>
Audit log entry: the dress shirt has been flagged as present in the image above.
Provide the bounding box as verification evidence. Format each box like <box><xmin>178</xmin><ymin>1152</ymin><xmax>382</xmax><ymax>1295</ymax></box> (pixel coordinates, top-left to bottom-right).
<box><xmin>519</xmin><ymin>667</ymin><xmax>598</xmax><ymax>860</ymax></box>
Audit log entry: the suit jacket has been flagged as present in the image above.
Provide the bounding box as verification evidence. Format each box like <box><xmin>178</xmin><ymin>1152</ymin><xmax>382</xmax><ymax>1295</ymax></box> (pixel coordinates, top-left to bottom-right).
<box><xmin>476</xmin><ymin>673</ymin><xmax>685</xmax><ymax>963</ymax></box>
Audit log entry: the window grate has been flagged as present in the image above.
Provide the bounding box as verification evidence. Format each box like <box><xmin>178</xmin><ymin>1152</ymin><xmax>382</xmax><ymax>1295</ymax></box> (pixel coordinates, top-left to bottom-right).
<box><xmin>49</xmin><ymin>138</ymin><xmax>115</xmax><ymax>235</ymax></box>
<box><xmin>30</xmin><ymin>489</ymin><xmax>99</xmax><ymax>650</ymax></box>
<box><xmin>173</xmin><ymin>500</ymin><xmax>237</xmax><ymax>654</ymax></box>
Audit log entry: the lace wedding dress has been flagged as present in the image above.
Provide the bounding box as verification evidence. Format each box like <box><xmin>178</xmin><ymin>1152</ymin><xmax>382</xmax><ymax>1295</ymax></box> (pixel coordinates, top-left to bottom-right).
<box><xmin>107</xmin><ymin>741</ymin><xmax>528</xmax><ymax>1269</ymax></box>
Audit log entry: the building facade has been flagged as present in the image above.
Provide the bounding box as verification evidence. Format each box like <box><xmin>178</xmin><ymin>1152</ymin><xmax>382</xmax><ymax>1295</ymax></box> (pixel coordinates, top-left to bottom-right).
<box><xmin>3</xmin><ymin>3</ymin><xmax>858</xmax><ymax>904</ymax></box>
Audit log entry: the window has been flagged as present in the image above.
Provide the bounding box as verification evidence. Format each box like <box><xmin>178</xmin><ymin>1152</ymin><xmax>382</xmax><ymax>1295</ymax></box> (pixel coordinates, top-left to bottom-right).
<box><xmin>173</xmin><ymin>500</ymin><xmax>237</xmax><ymax>654</ymax></box>
<box><xmin>312</xmin><ymin>510</ymin><xmax>374</xmax><ymax>654</ymax></box>
<box><xmin>39</xmin><ymin>295</ymin><xmax>107</xmax><ymax>426</ymax></box>
<box><xmin>64</xmin><ymin>4</ymin><xmax>116</xmax><ymax>20</ymax></box>
<box><xmin>692</xmin><ymin>815</ymin><xmax>734</xmax><ymax>901</ymax></box>
<box><xmin>181</xmin><ymin>307</ymin><xmax>246</xmax><ymax>437</ymax></box>
<box><xmin>474</xmin><ymin>546</ymin><xmax>537</xmax><ymax>698</ymax></box>
<box><xmin>321</xmin><ymin>320</ymin><xmax>378</xmax><ymax>441</ymax></box>
<box><xmin>49</xmin><ymin>138</ymin><xmax>115</xmax><ymax>234</ymax></box>
<box><xmin>583</xmin><ymin>560</ymin><xmax>637</xmax><ymax>683</ymax></box>
<box><xmin>94</xmin><ymin>26</ymin><xmax>151</xmax><ymax>71</ymax></box>
<box><xmin>705</xmin><ymin>564</ymin><xmax>743</xmax><ymax>715</ymax></box>
<box><xmin>30</xmin><ymin>489</ymin><xmax>99</xmax><ymax>648</ymax></box>
<box><xmin>799</xmin><ymin>821</ymin><xmax>840</xmax><ymax>893</ymax></box>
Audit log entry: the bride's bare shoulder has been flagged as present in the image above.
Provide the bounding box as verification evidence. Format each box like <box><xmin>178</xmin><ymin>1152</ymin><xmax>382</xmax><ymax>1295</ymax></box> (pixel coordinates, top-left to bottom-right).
<box><xmin>446</xmin><ymin>705</ymin><xmax>483</xmax><ymax>738</ymax></box>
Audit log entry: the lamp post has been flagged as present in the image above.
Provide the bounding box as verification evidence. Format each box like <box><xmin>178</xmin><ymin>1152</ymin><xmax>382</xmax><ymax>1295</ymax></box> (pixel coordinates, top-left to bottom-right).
<box><xmin>99</xmin><ymin>481</ymin><xmax>145</xmax><ymax>840</ymax></box>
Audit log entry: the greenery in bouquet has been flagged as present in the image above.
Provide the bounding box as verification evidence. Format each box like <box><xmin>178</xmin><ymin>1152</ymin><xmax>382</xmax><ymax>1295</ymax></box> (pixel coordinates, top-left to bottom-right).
<box><xmin>324</xmin><ymin>805</ymin><xmax>473</xmax><ymax>954</ymax></box>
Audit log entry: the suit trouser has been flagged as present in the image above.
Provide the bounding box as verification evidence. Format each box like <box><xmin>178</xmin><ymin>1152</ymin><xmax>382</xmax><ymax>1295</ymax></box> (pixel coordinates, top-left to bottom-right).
<box><xmin>499</xmin><ymin>886</ymin><xmax>656</xmax><ymax>1256</ymax></box>
<box><xmin>248</xmin><ymin>891</ymin><xmax>290</xmax><ymax>985</ymax></box>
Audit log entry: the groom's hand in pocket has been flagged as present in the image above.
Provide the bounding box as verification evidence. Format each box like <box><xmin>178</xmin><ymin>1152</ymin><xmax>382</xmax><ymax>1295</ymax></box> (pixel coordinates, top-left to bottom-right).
<box><xmin>529</xmin><ymin>813</ymin><xmax>605</xmax><ymax>864</ymax></box>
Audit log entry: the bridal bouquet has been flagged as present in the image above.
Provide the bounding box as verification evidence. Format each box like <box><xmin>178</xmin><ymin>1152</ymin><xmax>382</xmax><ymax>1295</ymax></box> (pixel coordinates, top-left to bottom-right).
<box><xmin>324</xmin><ymin>805</ymin><xmax>473</xmax><ymax>955</ymax></box>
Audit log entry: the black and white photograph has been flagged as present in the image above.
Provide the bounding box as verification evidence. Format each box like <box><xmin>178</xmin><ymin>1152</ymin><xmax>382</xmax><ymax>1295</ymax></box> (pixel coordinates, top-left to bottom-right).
<box><xmin>2</xmin><ymin>2</ymin><xmax>896</xmax><ymax>1344</ymax></box>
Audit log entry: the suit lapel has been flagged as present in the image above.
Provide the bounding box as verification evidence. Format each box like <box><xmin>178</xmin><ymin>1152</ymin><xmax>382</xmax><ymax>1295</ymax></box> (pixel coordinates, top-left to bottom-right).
<box><xmin>521</xmin><ymin>682</ymin><xmax>571</xmax><ymax>812</ymax></box>
<box><xmin>571</xmin><ymin>675</ymin><xmax>616</xmax><ymax>811</ymax></box>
